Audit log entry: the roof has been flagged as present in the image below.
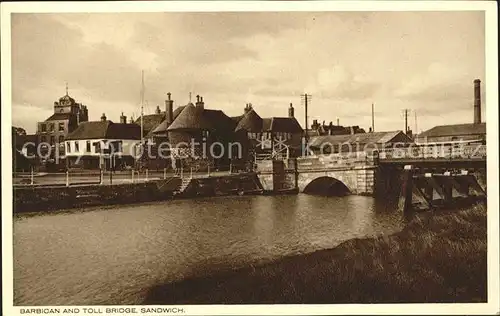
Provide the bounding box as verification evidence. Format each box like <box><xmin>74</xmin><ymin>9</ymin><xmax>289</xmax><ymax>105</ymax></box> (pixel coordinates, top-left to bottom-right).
<box><xmin>167</xmin><ymin>104</ymin><xmax>212</xmax><ymax>131</ymax></box>
<box><xmin>65</xmin><ymin>121</ymin><xmax>141</xmax><ymax>140</ymax></box>
<box><xmin>235</xmin><ymin>109</ymin><xmax>263</xmax><ymax>132</ymax></box>
<box><xmin>418</xmin><ymin>123</ymin><xmax>486</xmax><ymax>138</ymax></box>
<box><xmin>45</xmin><ymin>113</ymin><xmax>74</xmax><ymax>121</ymax></box>
<box><xmin>231</xmin><ymin>115</ymin><xmax>244</xmax><ymax>123</ymax></box>
<box><xmin>308</xmin><ymin>131</ymin><xmax>413</xmax><ymax>148</ymax></box>
<box><xmin>134</xmin><ymin>113</ymin><xmax>165</xmax><ymax>136</ymax></box>
<box><xmin>203</xmin><ymin>109</ymin><xmax>237</xmax><ymax>133</ymax></box>
<box><xmin>262</xmin><ymin>117</ymin><xmax>303</xmax><ymax>133</ymax></box>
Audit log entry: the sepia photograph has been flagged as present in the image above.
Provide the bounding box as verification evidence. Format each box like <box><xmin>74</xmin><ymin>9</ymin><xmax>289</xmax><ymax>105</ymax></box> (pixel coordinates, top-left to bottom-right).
<box><xmin>2</xmin><ymin>1</ymin><xmax>499</xmax><ymax>315</ymax></box>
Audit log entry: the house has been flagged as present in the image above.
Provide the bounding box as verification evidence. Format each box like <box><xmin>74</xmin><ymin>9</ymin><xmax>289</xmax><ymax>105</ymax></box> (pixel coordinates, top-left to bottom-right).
<box><xmin>36</xmin><ymin>90</ymin><xmax>89</xmax><ymax>162</ymax></box>
<box><xmin>308</xmin><ymin>131</ymin><xmax>414</xmax><ymax>155</ymax></box>
<box><xmin>157</xmin><ymin>95</ymin><xmax>238</xmax><ymax>171</ymax></box>
<box><xmin>64</xmin><ymin>113</ymin><xmax>141</xmax><ymax>170</ymax></box>
<box><xmin>309</xmin><ymin>119</ymin><xmax>366</xmax><ymax>137</ymax></box>
<box><xmin>234</xmin><ymin>103</ymin><xmax>304</xmax><ymax>160</ymax></box>
<box><xmin>415</xmin><ymin>123</ymin><xmax>486</xmax><ymax>144</ymax></box>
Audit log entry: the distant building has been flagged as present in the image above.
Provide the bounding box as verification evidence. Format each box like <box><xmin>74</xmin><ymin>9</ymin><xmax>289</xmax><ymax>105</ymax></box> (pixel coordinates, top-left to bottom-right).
<box><xmin>415</xmin><ymin>123</ymin><xmax>486</xmax><ymax>144</ymax></box>
<box><xmin>308</xmin><ymin>131</ymin><xmax>414</xmax><ymax>155</ymax></box>
<box><xmin>309</xmin><ymin>119</ymin><xmax>366</xmax><ymax>137</ymax></box>
<box><xmin>36</xmin><ymin>90</ymin><xmax>89</xmax><ymax>164</ymax></box>
<box><xmin>64</xmin><ymin>113</ymin><xmax>141</xmax><ymax>170</ymax></box>
<box><xmin>415</xmin><ymin>79</ymin><xmax>486</xmax><ymax>144</ymax></box>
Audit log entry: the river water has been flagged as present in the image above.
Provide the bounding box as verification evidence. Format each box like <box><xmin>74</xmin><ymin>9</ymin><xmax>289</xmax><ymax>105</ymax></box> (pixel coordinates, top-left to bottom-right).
<box><xmin>14</xmin><ymin>194</ymin><xmax>403</xmax><ymax>306</ymax></box>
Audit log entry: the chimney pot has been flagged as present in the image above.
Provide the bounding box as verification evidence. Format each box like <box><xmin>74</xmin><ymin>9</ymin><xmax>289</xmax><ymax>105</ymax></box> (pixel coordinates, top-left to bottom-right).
<box><xmin>165</xmin><ymin>97</ymin><xmax>174</xmax><ymax>124</ymax></box>
<box><xmin>167</xmin><ymin>92</ymin><xmax>171</xmax><ymax>101</ymax></box>
<box><xmin>101</xmin><ymin>113</ymin><xmax>107</xmax><ymax>122</ymax></box>
<box><xmin>288</xmin><ymin>102</ymin><xmax>294</xmax><ymax>118</ymax></box>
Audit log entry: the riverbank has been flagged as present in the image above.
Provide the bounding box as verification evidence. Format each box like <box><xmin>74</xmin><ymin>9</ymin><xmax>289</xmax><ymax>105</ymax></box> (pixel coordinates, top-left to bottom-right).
<box><xmin>144</xmin><ymin>203</ymin><xmax>487</xmax><ymax>304</ymax></box>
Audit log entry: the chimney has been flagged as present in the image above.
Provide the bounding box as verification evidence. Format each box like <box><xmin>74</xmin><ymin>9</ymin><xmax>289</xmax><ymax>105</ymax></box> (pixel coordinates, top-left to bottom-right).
<box><xmin>155</xmin><ymin>105</ymin><xmax>161</xmax><ymax>115</ymax></box>
<box><xmin>101</xmin><ymin>113</ymin><xmax>107</xmax><ymax>122</ymax></box>
<box><xmin>244</xmin><ymin>103</ymin><xmax>253</xmax><ymax>114</ymax></box>
<box><xmin>337</xmin><ymin>118</ymin><xmax>340</xmax><ymax>126</ymax></box>
<box><xmin>120</xmin><ymin>112</ymin><xmax>127</xmax><ymax>124</ymax></box>
<box><xmin>369</xmin><ymin>127</ymin><xmax>373</xmax><ymax>133</ymax></box>
<box><xmin>195</xmin><ymin>95</ymin><xmax>204</xmax><ymax>110</ymax></box>
<box><xmin>288</xmin><ymin>103</ymin><xmax>294</xmax><ymax>118</ymax></box>
<box><xmin>129</xmin><ymin>116</ymin><xmax>134</xmax><ymax>124</ymax></box>
<box><xmin>165</xmin><ymin>92</ymin><xmax>174</xmax><ymax>124</ymax></box>
<box><xmin>474</xmin><ymin>79</ymin><xmax>481</xmax><ymax>124</ymax></box>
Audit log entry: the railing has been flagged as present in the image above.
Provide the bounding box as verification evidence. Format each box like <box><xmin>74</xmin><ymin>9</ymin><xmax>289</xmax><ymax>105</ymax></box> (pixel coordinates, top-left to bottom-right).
<box><xmin>13</xmin><ymin>168</ymin><xmax>179</xmax><ymax>187</ymax></box>
<box><xmin>378</xmin><ymin>143</ymin><xmax>487</xmax><ymax>160</ymax></box>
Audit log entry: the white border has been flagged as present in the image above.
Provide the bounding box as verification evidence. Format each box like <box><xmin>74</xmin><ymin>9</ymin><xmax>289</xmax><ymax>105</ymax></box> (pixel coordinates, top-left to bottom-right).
<box><xmin>2</xmin><ymin>1</ymin><xmax>499</xmax><ymax>315</ymax></box>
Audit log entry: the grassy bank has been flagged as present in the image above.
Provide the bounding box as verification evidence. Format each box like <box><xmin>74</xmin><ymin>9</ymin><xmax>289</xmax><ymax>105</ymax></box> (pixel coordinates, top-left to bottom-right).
<box><xmin>144</xmin><ymin>204</ymin><xmax>487</xmax><ymax>304</ymax></box>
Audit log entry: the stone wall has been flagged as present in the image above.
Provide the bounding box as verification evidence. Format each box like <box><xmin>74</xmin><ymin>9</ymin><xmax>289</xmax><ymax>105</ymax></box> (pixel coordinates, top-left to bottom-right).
<box><xmin>13</xmin><ymin>177</ymin><xmax>181</xmax><ymax>213</ymax></box>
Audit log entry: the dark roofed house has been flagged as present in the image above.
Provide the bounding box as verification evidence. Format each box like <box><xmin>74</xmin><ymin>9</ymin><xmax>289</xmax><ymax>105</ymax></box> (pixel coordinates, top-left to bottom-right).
<box><xmin>64</xmin><ymin>117</ymin><xmax>141</xmax><ymax>170</ymax></box>
<box><xmin>308</xmin><ymin>131</ymin><xmax>413</xmax><ymax>155</ymax></box>
<box><xmin>165</xmin><ymin>99</ymin><xmax>241</xmax><ymax>171</ymax></box>
<box><xmin>415</xmin><ymin>123</ymin><xmax>486</xmax><ymax>144</ymax></box>
<box><xmin>135</xmin><ymin>113</ymin><xmax>166</xmax><ymax>139</ymax></box>
<box><xmin>233</xmin><ymin>103</ymin><xmax>304</xmax><ymax>160</ymax></box>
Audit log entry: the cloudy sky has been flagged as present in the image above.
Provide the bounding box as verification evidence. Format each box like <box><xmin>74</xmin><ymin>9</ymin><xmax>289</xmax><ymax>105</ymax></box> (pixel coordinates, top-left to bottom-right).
<box><xmin>11</xmin><ymin>11</ymin><xmax>485</xmax><ymax>134</ymax></box>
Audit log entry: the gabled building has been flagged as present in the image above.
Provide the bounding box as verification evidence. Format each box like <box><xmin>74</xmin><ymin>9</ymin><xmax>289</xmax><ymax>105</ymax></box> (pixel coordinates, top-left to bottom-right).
<box><xmin>308</xmin><ymin>131</ymin><xmax>414</xmax><ymax>155</ymax></box>
<box><xmin>64</xmin><ymin>113</ymin><xmax>141</xmax><ymax>170</ymax></box>
<box><xmin>36</xmin><ymin>90</ymin><xmax>89</xmax><ymax>156</ymax></box>
<box><xmin>415</xmin><ymin>123</ymin><xmax>486</xmax><ymax>144</ymax></box>
<box><xmin>233</xmin><ymin>103</ymin><xmax>304</xmax><ymax>160</ymax></box>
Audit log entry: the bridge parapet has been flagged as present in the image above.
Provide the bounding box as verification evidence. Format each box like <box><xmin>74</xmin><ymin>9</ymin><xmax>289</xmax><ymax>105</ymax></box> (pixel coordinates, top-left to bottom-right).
<box><xmin>378</xmin><ymin>143</ymin><xmax>486</xmax><ymax>161</ymax></box>
<box><xmin>297</xmin><ymin>152</ymin><xmax>376</xmax><ymax>172</ymax></box>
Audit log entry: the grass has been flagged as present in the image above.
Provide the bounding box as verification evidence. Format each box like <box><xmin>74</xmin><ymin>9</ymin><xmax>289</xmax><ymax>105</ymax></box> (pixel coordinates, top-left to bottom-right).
<box><xmin>143</xmin><ymin>203</ymin><xmax>487</xmax><ymax>304</ymax></box>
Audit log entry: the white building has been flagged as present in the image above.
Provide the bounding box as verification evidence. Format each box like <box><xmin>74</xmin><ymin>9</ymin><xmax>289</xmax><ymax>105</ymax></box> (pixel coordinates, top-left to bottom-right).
<box><xmin>64</xmin><ymin>113</ymin><xmax>141</xmax><ymax>170</ymax></box>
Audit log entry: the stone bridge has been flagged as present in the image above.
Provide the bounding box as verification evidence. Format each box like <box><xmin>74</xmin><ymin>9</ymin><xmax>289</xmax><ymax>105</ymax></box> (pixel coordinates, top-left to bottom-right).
<box><xmin>256</xmin><ymin>152</ymin><xmax>377</xmax><ymax>195</ymax></box>
<box><xmin>255</xmin><ymin>143</ymin><xmax>487</xmax><ymax>196</ymax></box>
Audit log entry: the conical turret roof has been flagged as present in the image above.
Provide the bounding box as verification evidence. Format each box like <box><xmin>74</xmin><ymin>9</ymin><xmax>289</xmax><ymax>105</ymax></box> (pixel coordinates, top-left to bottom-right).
<box><xmin>167</xmin><ymin>103</ymin><xmax>211</xmax><ymax>131</ymax></box>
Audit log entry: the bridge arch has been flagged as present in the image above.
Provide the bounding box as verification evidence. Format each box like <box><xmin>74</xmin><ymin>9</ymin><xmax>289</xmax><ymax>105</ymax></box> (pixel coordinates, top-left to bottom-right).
<box><xmin>302</xmin><ymin>176</ymin><xmax>351</xmax><ymax>196</ymax></box>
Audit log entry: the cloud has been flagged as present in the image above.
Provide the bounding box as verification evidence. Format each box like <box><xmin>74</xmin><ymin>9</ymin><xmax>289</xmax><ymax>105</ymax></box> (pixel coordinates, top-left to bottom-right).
<box><xmin>10</xmin><ymin>11</ymin><xmax>485</xmax><ymax>135</ymax></box>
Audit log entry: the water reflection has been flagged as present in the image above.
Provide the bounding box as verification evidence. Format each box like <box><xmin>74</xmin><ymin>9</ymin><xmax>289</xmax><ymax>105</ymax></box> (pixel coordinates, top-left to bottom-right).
<box><xmin>14</xmin><ymin>194</ymin><xmax>403</xmax><ymax>305</ymax></box>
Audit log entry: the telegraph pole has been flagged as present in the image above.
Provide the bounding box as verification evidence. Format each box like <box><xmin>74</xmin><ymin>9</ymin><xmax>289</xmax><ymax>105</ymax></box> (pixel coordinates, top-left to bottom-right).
<box><xmin>371</xmin><ymin>102</ymin><xmax>375</xmax><ymax>132</ymax></box>
<box><xmin>301</xmin><ymin>93</ymin><xmax>312</xmax><ymax>155</ymax></box>
<box><xmin>414</xmin><ymin>111</ymin><xmax>418</xmax><ymax>135</ymax></box>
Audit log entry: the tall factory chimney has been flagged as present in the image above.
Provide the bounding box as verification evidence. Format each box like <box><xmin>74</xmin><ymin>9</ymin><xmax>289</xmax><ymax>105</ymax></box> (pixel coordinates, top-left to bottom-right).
<box><xmin>474</xmin><ymin>79</ymin><xmax>481</xmax><ymax>124</ymax></box>
<box><xmin>165</xmin><ymin>92</ymin><xmax>174</xmax><ymax>124</ymax></box>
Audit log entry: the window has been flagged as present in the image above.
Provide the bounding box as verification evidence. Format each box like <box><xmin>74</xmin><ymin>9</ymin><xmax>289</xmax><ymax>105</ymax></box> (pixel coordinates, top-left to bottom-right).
<box><xmin>74</xmin><ymin>141</ymin><xmax>79</xmax><ymax>152</ymax></box>
<box><xmin>40</xmin><ymin>135</ymin><xmax>47</xmax><ymax>143</ymax></box>
<box><xmin>86</xmin><ymin>141</ymin><xmax>91</xmax><ymax>152</ymax></box>
<box><xmin>59</xmin><ymin>135</ymin><xmax>64</xmax><ymax>143</ymax></box>
<box><xmin>50</xmin><ymin>136</ymin><xmax>55</xmax><ymax>145</ymax></box>
<box><xmin>58</xmin><ymin>122</ymin><xmax>65</xmax><ymax>131</ymax></box>
<box><xmin>41</xmin><ymin>124</ymin><xmax>46</xmax><ymax>132</ymax></box>
<box><xmin>49</xmin><ymin>123</ymin><xmax>55</xmax><ymax>132</ymax></box>
<box><xmin>66</xmin><ymin>142</ymin><xmax>71</xmax><ymax>153</ymax></box>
